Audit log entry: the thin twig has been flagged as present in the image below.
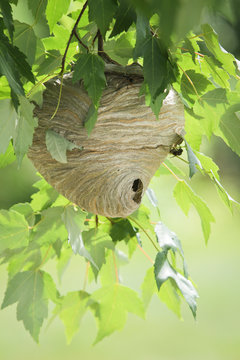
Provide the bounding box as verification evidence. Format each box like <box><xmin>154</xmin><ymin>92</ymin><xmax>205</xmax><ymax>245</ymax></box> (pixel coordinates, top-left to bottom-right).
<box><xmin>128</xmin><ymin>216</ymin><xmax>160</xmax><ymax>252</ymax></box>
<box><xmin>162</xmin><ymin>162</ymin><xmax>182</xmax><ymax>181</ymax></box>
<box><xmin>177</xmin><ymin>63</ymin><xmax>200</xmax><ymax>100</ymax></box>
<box><xmin>38</xmin><ymin>245</ymin><xmax>53</xmax><ymax>269</ymax></box>
<box><xmin>73</xmin><ymin>29</ymin><xmax>89</xmax><ymax>51</ymax></box>
<box><xmin>97</xmin><ymin>30</ymin><xmax>120</xmax><ymax>65</ymax></box>
<box><xmin>61</xmin><ymin>0</ymin><xmax>88</xmax><ymax>75</ymax></box>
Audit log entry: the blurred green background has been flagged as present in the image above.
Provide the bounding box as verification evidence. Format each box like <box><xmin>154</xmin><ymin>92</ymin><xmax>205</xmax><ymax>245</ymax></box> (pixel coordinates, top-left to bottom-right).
<box><xmin>0</xmin><ymin>135</ymin><xmax>240</xmax><ymax>360</ymax></box>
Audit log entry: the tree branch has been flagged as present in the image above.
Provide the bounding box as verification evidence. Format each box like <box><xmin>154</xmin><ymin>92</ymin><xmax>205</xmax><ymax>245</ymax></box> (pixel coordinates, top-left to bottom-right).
<box><xmin>61</xmin><ymin>0</ymin><xmax>88</xmax><ymax>75</ymax></box>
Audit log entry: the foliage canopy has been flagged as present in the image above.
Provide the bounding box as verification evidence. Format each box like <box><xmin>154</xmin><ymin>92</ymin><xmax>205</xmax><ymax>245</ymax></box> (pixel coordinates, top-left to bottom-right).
<box><xmin>0</xmin><ymin>0</ymin><xmax>240</xmax><ymax>344</ymax></box>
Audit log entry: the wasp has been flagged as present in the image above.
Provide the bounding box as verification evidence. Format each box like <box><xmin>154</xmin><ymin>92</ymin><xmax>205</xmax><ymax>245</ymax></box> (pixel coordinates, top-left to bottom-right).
<box><xmin>170</xmin><ymin>146</ymin><xmax>183</xmax><ymax>156</ymax></box>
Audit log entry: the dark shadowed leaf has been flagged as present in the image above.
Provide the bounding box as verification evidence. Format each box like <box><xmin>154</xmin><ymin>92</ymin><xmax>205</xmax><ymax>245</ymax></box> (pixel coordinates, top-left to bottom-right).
<box><xmin>0</xmin><ymin>0</ymin><xmax>14</xmax><ymax>41</ymax></box>
<box><xmin>110</xmin><ymin>0</ymin><xmax>136</xmax><ymax>37</ymax></box>
<box><xmin>88</xmin><ymin>0</ymin><xmax>118</xmax><ymax>36</ymax></box>
<box><xmin>73</xmin><ymin>53</ymin><xmax>106</xmax><ymax>106</ymax></box>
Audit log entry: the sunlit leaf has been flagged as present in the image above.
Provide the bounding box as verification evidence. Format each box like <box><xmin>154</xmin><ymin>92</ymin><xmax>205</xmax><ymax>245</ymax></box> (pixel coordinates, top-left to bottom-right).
<box><xmin>54</xmin><ymin>291</ymin><xmax>90</xmax><ymax>344</ymax></box>
<box><xmin>1</xmin><ymin>270</ymin><xmax>57</xmax><ymax>342</ymax></box>
<box><xmin>0</xmin><ymin>209</ymin><xmax>29</xmax><ymax>253</ymax></box>
<box><xmin>91</xmin><ymin>283</ymin><xmax>145</xmax><ymax>343</ymax></box>
<box><xmin>46</xmin><ymin>0</ymin><xmax>71</xmax><ymax>33</ymax></box>
<box><xmin>173</xmin><ymin>181</ymin><xmax>215</xmax><ymax>243</ymax></box>
<box><xmin>0</xmin><ymin>141</ymin><xmax>15</xmax><ymax>168</ymax></box>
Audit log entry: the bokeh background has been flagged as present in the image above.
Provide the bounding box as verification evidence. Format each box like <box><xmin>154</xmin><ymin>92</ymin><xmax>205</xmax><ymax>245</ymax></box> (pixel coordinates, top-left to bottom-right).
<box><xmin>0</xmin><ymin>4</ymin><xmax>240</xmax><ymax>360</ymax></box>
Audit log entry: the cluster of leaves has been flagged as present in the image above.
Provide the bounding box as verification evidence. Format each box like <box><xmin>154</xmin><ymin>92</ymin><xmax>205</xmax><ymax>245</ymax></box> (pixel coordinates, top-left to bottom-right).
<box><xmin>0</xmin><ymin>0</ymin><xmax>240</xmax><ymax>344</ymax></box>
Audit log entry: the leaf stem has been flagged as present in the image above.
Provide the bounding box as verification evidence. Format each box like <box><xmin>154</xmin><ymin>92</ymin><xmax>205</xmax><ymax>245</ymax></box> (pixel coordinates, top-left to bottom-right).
<box><xmin>128</xmin><ymin>216</ymin><xmax>160</xmax><ymax>252</ymax></box>
<box><xmin>50</xmin><ymin>70</ymin><xmax>64</xmax><ymax>120</ymax></box>
<box><xmin>38</xmin><ymin>244</ymin><xmax>52</xmax><ymax>269</ymax></box>
<box><xmin>177</xmin><ymin>63</ymin><xmax>200</xmax><ymax>100</ymax></box>
<box><xmin>162</xmin><ymin>162</ymin><xmax>182</xmax><ymax>181</ymax></box>
<box><xmin>61</xmin><ymin>0</ymin><xmax>88</xmax><ymax>75</ymax></box>
<box><xmin>137</xmin><ymin>244</ymin><xmax>154</xmax><ymax>264</ymax></box>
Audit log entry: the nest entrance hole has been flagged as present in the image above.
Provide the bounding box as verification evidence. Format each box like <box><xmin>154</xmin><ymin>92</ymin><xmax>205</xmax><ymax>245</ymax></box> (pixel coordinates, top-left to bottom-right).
<box><xmin>132</xmin><ymin>178</ymin><xmax>143</xmax><ymax>204</ymax></box>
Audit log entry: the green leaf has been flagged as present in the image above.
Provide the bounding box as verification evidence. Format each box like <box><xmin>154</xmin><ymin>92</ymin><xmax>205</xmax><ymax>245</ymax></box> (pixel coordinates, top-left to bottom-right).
<box><xmin>0</xmin><ymin>23</ymin><xmax>35</xmax><ymax>83</ymax></box>
<box><xmin>83</xmin><ymin>228</ymin><xmax>114</xmax><ymax>277</ymax></box>
<box><xmin>173</xmin><ymin>181</ymin><xmax>215</xmax><ymax>243</ymax></box>
<box><xmin>195</xmin><ymin>152</ymin><xmax>220</xmax><ymax>180</ymax></box>
<box><xmin>185</xmin><ymin>139</ymin><xmax>202</xmax><ymax>178</ymax></box>
<box><xmin>33</xmin><ymin>207</ymin><xmax>67</xmax><ymax>246</ymax></box>
<box><xmin>10</xmin><ymin>203</ymin><xmax>35</xmax><ymax>227</ymax></box>
<box><xmin>142</xmin><ymin>265</ymin><xmax>182</xmax><ymax>319</ymax></box>
<box><xmin>154</xmin><ymin>251</ymin><xmax>198</xmax><ymax>318</ymax></box>
<box><xmin>54</xmin><ymin>291</ymin><xmax>90</xmax><ymax>344</ymax></box>
<box><xmin>200</xmin><ymin>88</ymin><xmax>228</xmax><ymax>106</ymax></box>
<box><xmin>180</xmin><ymin>70</ymin><xmax>212</xmax><ymax>105</ymax></box>
<box><xmin>1</xmin><ymin>270</ymin><xmax>55</xmax><ymax>342</ymax></box>
<box><xmin>129</xmin><ymin>205</ymin><xmax>155</xmax><ymax>237</ymax></box>
<box><xmin>26</xmin><ymin>0</ymin><xmax>49</xmax><ymax>38</ymax></box>
<box><xmin>13</xmin><ymin>21</ymin><xmax>37</xmax><ymax>65</ymax></box>
<box><xmin>30</xmin><ymin>178</ymin><xmax>59</xmax><ymax>212</ymax></box>
<box><xmin>0</xmin><ymin>141</ymin><xmax>15</xmax><ymax>168</ymax></box>
<box><xmin>88</xmin><ymin>0</ymin><xmax>118</xmax><ymax>36</ymax></box>
<box><xmin>0</xmin><ymin>0</ymin><xmax>14</xmax><ymax>41</ymax></box>
<box><xmin>133</xmin><ymin>11</ymin><xmax>149</xmax><ymax>59</ymax></box>
<box><xmin>46</xmin><ymin>0</ymin><xmax>71</xmax><ymax>33</ymax></box>
<box><xmin>13</xmin><ymin>96</ymin><xmax>38</xmax><ymax>166</ymax></box>
<box><xmin>84</xmin><ymin>103</ymin><xmax>98</xmax><ymax>135</ymax></box>
<box><xmin>201</xmin><ymin>24</ymin><xmax>236</xmax><ymax>77</ymax></box>
<box><xmin>62</xmin><ymin>206</ymin><xmax>97</xmax><ymax>267</ymax></box>
<box><xmin>110</xmin><ymin>0</ymin><xmax>136</xmax><ymax>37</ymax></box>
<box><xmin>219</xmin><ymin>104</ymin><xmax>240</xmax><ymax>158</ymax></box>
<box><xmin>155</xmin><ymin>222</ymin><xmax>184</xmax><ymax>257</ymax></box>
<box><xmin>211</xmin><ymin>174</ymin><xmax>240</xmax><ymax>214</ymax></box>
<box><xmin>143</xmin><ymin>36</ymin><xmax>171</xmax><ymax>100</ymax></box>
<box><xmin>72</xmin><ymin>53</ymin><xmax>106</xmax><ymax>106</ymax></box>
<box><xmin>106</xmin><ymin>32</ymin><xmax>134</xmax><ymax>62</ymax></box>
<box><xmin>0</xmin><ymin>209</ymin><xmax>29</xmax><ymax>253</ymax></box>
<box><xmin>46</xmin><ymin>130</ymin><xmax>82</xmax><ymax>164</ymax></box>
<box><xmin>36</xmin><ymin>49</ymin><xmax>62</xmax><ymax>76</ymax></box>
<box><xmin>141</xmin><ymin>267</ymin><xmax>156</xmax><ymax>309</ymax></box>
<box><xmin>91</xmin><ymin>283</ymin><xmax>145</xmax><ymax>343</ymax></box>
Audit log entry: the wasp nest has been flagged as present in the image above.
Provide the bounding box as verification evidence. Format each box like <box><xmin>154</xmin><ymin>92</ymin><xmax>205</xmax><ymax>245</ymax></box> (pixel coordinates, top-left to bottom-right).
<box><xmin>28</xmin><ymin>64</ymin><xmax>185</xmax><ymax>218</ymax></box>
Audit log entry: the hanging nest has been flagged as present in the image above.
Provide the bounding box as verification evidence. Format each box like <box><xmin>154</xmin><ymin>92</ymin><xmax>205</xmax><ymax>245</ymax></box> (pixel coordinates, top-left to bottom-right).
<box><xmin>28</xmin><ymin>64</ymin><xmax>185</xmax><ymax>218</ymax></box>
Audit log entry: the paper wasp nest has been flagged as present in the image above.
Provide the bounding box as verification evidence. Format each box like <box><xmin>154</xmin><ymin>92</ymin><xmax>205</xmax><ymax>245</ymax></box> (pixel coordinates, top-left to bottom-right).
<box><xmin>28</xmin><ymin>65</ymin><xmax>185</xmax><ymax>217</ymax></box>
